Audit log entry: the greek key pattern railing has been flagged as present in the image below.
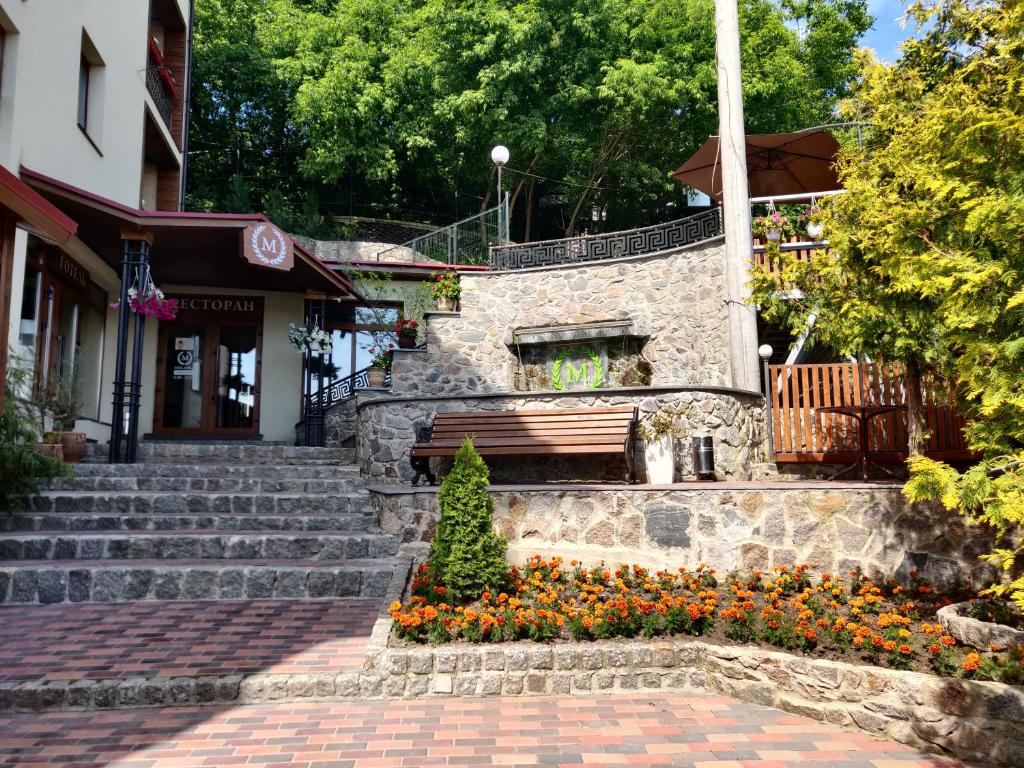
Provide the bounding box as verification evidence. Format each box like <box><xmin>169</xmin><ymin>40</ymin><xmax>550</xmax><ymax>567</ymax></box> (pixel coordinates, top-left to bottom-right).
<box><xmin>308</xmin><ymin>365</ymin><xmax>392</xmax><ymax>412</ymax></box>
<box><xmin>489</xmin><ymin>208</ymin><xmax>723</xmax><ymax>270</ymax></box>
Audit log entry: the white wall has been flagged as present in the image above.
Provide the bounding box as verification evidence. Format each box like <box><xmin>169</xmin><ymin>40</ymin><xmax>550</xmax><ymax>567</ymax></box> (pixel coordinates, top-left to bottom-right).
<box><xmin>0</xmin><ymin>0</ymin><xmax>188</xmax><ymax>206</ymax></box>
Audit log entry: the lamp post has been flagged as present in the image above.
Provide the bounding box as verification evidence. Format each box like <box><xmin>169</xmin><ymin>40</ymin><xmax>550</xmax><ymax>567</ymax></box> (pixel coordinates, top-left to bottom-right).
<box><xmin>491</xmin><ymin>144</ymin><xmax>509</xmax><ymax>201</ymax></box>
<box><xmin>758</xmin><ymin>344</ymin><xmax>775</xmax><ymax>460</ymax></box>
<box><xmin>491</xmin><ymin>145</ymin><xmax>510</xmax><ymax>244</ymax></box>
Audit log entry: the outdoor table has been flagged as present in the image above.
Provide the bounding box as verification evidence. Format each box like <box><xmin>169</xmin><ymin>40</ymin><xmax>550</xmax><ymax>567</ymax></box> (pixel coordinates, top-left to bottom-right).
<box><xmin>817</xmin><ymin>404</ymin><xmax>908</xmax><ymax>481</ymax></box>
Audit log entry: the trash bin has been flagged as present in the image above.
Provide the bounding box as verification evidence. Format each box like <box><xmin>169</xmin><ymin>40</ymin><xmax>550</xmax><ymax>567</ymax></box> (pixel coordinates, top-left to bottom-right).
<box><xmin>692</xmin><ymin>435</ymin><xmax>715</xmax><ymax>480</ymax></box>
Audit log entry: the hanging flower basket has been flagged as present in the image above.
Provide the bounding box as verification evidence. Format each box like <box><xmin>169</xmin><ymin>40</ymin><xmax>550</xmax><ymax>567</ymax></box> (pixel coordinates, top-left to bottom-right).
<box><xmin>753</xmin><ymin>211</ymin><xmax>794</xmax><ymax>243</ymax></box>
<box><xmin>288</xmin><ymin>323</ymin><xmax>332</xmax><ymax>353</ymax></box>
<box><xmin>109</xmin><ymin>277</ymin><xmax>178</xmax><ymax>321</ymax></box>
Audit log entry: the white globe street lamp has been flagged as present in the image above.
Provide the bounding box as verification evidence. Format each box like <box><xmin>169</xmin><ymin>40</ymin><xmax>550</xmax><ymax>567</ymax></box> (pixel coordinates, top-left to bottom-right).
<box><xmin>491</xmin><ymin>145</ymin><xmax>509</xmax><ymax>204</ymax></box>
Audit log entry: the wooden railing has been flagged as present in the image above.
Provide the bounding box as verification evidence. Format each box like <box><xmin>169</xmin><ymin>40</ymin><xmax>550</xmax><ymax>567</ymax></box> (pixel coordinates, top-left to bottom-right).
<box><xmin>767</xmin><ymin>362</ymin><xmax>974</xmax><ymax>463</ymax></box>
<box><xmin>752</xmin><ymin>236</ymin><xmax>830</xmax><ymax>276</ymax></box>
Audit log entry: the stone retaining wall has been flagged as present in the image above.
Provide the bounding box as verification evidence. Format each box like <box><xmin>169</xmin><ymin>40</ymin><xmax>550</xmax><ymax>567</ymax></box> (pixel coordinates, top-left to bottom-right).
<box><xmin>355</xmin><ymin>387</ymin><xmax>765</xmax><ymax>484</ymax></box>
<box><xmin>363</xmin><ymin>638</ymin><xmax>1024</xmax><ymax>767</ymax></box>
<box><xmin>370</xmin><ymin>484</ymin><xmax>996</xmax><ymax>586</ymax></box>
<box><xmin>389</xmin><ymin>239</ymin><xmax>730</xmax><ymax>396</ymax></box>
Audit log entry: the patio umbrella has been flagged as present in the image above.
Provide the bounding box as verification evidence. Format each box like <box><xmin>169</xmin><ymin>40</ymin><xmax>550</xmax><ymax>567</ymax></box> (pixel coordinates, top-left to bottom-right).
<box><xmin>671</xmin><ymin>128</ymin><xmax>841</xmax><ymax>201</ymax></box>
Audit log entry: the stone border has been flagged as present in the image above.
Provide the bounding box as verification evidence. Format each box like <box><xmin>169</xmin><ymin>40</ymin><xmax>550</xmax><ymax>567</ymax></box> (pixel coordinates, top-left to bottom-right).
<box><xmin>938</xmin><ymin>600</ymin><xmax>1024</xmax><ymax>650</ymax></box>
<box><xmin>360</xmin><ymin>637</ymin><xmax>1023</xmax><ymax>766</ymax></box>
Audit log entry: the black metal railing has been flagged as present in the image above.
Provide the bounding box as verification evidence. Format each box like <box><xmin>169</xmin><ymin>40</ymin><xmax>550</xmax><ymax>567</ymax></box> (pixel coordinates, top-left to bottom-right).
<box><xmin>488</xmin><ymin>208</ymin><xmax>723</xmax><ymax>270</ymax></box>
<box><xmin>299</xmin><ymin>364</ymin><xmax>393</xmax><ymax>446</ymax></box>
<box><xmin>146</xmin><ymin>65</ymin><xmax>174</xmax><ymax>129</ymax></box>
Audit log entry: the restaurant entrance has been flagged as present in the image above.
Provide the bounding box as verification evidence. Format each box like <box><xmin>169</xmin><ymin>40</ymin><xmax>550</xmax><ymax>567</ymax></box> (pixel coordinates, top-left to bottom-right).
<box><xmin>154</xmin><ymin>295</ymin><xmax>263</xmax><ymax>436</ymax></box>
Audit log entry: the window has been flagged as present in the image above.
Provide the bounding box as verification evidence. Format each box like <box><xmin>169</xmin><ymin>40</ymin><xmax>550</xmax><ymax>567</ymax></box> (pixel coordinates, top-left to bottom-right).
<box><xmin>76</xmin><ymin>55</ymin><xmax>90</xmax><ymax>130</ymax></box>
<box><xmin>77</xmin><ymin>31</ymin><xmax>104</xmax><ymax>150</ymax></box>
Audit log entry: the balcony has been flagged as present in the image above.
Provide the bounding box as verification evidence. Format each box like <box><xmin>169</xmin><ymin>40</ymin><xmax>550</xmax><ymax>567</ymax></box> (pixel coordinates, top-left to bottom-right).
<box><xmin>146</xmin><ymin>37</ymin><xmax>179</xmax><ymax>134</ymax></box>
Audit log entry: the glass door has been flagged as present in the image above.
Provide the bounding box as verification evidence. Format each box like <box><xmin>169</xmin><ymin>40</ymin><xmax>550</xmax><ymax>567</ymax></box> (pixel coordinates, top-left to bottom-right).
<box><xmin>159</xmin><ymin>326</ymin><xmax>205</xmax><ymax>430</ymax></box>
<box><xmin>214</xmin><ymin>324</ymin><xmax>258</xmax><ymax>430</ymax></box>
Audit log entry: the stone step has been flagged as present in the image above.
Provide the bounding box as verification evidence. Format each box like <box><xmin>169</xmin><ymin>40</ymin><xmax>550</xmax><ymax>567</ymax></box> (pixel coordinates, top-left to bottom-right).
<box><xmin>68</xmin><ymin>463</ymin><xmax>359</xmax><ymax>480</ymax></box>
<box><xmin>22</xmin><ymin>491</ymin><xmax>370</xmax><ymax>516</ymax></box>
<box><xmin>0</xmin><ymin>530</ymin><xmax>399</xmax><ymax>561</ymax></box>
<box><xmin>0</xmin><ymin>512</ymin><xmax>376</xmax><ymax>533</ymax></box>
<box><xmin>44</xmin><ymin>475</ymin><xmax>361</xmax><ymax>493</ymax></box>
<box><xmin>0</xmin><ymin>558</ymin><xmax>398</xmax><ymax>603</ymax></box>
<box><xmin>84</xmin><ymin>443</ymin><xmax>355</xmax><ymax>464</ymax></box>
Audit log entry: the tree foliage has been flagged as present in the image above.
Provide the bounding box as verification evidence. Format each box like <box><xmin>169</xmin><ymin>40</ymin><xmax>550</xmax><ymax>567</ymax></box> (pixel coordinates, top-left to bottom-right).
<box><xmin>429</xmin><ymin>437</ymin><xmax>508</xmax><ymax>600</ymax></box>
<box><xmin>755</xmin><ymin>0</ymin><xmax>1024</xmax><ymax>606</ymax></box>
<box><xmin>188</xmin><ymin>0</ymin><xmax>870</xmax><ymax>236</ymax></box>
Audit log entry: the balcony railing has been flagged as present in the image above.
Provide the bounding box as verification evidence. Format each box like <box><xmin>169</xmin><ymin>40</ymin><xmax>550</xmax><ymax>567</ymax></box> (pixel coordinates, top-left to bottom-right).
<box><xmin>146</xmin><ymin>37</ymin><xmax>179</xmax><ymax>132</ymax></box>
<box><xmin>146</xmin><ymin>66</ymin><xmax>174</xmax><ymax>128</ymax></box>
<box><xmin>489</xmin><ymin>208</ymin><xmax>723</xmax><ymax>270</ymax></box>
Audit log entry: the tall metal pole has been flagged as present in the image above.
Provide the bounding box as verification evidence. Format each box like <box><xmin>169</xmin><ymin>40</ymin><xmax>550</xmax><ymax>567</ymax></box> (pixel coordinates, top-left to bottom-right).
<box><xmin>125</xmin><ymin>250</ymin><xmax>150</xmax><ymax>463</ymax></box>
<box><xmin>108</xmin><ymin>242</ymin><xmax>134</xmax><ymax>463</ymax></box>
<box><xmin>714</xmin><ymin>0</ymin><xmax>760</xmax><ymax>392</ymax></box>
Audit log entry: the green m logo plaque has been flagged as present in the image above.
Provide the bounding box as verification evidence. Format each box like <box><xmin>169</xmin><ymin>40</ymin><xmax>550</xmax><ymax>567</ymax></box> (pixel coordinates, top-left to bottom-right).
<box><xmin>552</xmin><ymin>346</ymin><xmax>605</xmax><ymax>390</ymax></box>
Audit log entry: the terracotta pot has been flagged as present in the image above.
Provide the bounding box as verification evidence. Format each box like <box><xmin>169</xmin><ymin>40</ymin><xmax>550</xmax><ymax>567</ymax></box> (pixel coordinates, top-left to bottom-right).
<box><xmin>30</xmin><ymin>444</ymin><xmax>64</xmax><ymax>461</ymax></box>
<box><xmin>398</xmin><ymin>334</ymin><xmax>417</xmax><ymax>349</ymax></box>
<box><xmin>59</xmin><ymin>431</ymin><xmax>87</xmax><ymax>463</ymax></box>
<box><xmin>366</xmin><ymin>367</ymin><xmax>388</xmax><ymax>388</ymax></box>
<box><xmin>436</xmin><ymin>296</ymin><xmax>457</xmax><ymax>312</ymax></box>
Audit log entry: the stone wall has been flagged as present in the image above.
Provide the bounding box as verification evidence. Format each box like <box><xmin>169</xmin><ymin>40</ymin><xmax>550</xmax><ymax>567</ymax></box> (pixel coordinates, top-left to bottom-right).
<box><xmin>389</xmin><ymin>239</ymin><xmax>730</xmax><ymax>397</ymax></box>
<box><xmin>370</xmin><ymin>484</ymin><xmax>996</xmax><ymax>587</ymax></box>
<box><xmin>356</xmin><ymin>386</ymin><xmax>765</xmax><ymax>484</ymax></box>
<box><xmin>364</xmin><ymin>638</ymin><xmax>1024</xmax><ymax>767</ymax></box>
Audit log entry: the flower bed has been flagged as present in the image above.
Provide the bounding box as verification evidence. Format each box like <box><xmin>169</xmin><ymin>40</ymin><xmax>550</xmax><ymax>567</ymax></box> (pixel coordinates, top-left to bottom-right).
<box><xmin>390</xmin><ymin>555</ymin><xmax>1024</xmax><ymax>684</ymax></box>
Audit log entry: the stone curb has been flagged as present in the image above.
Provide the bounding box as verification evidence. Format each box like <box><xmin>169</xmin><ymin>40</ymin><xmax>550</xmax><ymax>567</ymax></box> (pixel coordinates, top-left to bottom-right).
<box><xmin>367</xmin><ymin>638</ymin><xmax>1024</xmax><ymax>767</ymax></box>
<box><xmin>938</xmin><ymin>601</ymin><xmax>1024</xmax><ymax>651</ymax></box>
<box><xmin>4</xmin><ymin>629</ymin><xmax>1022</xmax><ymax>767</ymax></box>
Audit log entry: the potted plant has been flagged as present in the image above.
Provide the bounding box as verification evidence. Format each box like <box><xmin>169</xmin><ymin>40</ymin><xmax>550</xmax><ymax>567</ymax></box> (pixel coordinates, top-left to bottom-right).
<box><xmin>287</xmin><ymin>323</ymin><xmax>332</xmax><ymax>353</ymax></box>
<box><xmin>109</xmin><ymin>276</ymin><xmax>179</xmax><ymax>321</ymax></box>
<box><xmin>753</xmin><ymin>210</ymin><xmax>794</xmax><ymax>244</ymax></box>
<box><xmin>428</xmin><ymin>270</ymin><xmax>460</xmax><ymax>311</ymax></box>
<box><xmin>635</xmin><ymin>412</ymin><xmax>680</xmax><ymax>484</ymax></box>
<box><xmin>47</xmin><ymin>371</ymin><xmax>86</xmax><ymax>463</ymax></box>
<box><xmin>395</xmin><ymin>318</ymin><xmax>419</xmax><ymax>349</ymax></box>
<box><xmin>802</xmin><ymin>204</ymin><xmax>825</xmax><ymax>239</ymax></box>
<box><xmin>364</xmin><ymin>344</ymin><xmax>394</xmax><ymax>388</ymax></box>
<box><xmin>32</xmin><ymin>430</ymin><xmax>65</xmax><ymax>461</ymax></box>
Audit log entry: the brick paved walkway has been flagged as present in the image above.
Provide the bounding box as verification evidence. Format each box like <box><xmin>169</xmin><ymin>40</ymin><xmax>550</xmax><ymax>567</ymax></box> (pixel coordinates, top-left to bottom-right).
<box><xmin>0</xmin><ymin>600</ymin><xmax>380</xmax><ymax>682</ymax></box>
<box><xmin>0</xmin><ymin>694</ymin><xmax>971</xmax><ymax>767</ymax></box>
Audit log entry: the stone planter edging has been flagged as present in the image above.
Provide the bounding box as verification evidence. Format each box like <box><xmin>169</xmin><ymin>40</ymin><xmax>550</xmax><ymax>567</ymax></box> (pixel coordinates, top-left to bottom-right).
<box><xmin>938</xmin><ymin>600</ymin><xmax>1024</xmax><ymax>650</ymax></box>
<box><xmin>364</xmin><ymin>636</ymin><xmax>1024</xmax><ymax>767</ymax></box>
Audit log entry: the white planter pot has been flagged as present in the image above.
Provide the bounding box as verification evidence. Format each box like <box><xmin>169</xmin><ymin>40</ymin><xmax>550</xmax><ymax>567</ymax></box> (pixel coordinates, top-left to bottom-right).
<box><xmin>806</xmin><ymin>220</ymin><xmax>824</xmax><ymax>239</ymax></box>
<box><xmin>643</xmin><ymin>435</ymin><xmax>675</xmax><ymax>484</ymax></box>
<box><xmin>765</xmin><ymin>228</ymin><xmax>783</xmax><ymax>242</ymax></box>
<box><xmin>436</xmin><ymin>296</ymin><xmax>457</xmax><ymax>312</ymax></box>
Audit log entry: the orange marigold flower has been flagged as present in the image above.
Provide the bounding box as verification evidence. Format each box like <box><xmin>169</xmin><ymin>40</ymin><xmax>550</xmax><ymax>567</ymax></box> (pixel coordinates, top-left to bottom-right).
<box><xmin>898</xmin><ymin>645</ymin><xmax>913</xmax><ymax>656</ymax></box>
<box><xmin>853</xmin><ymin>636</ymin><xmax>864</xmax><ymax>648</ymax></box>
<box><xmin>941</xmin><ymin>635</ymin><xmax>957</xmax><ymax>647</ymax></box>
<box><xmin>883</xmin><ymin>640</ymin><xmax>897</xmax><ymax>653</ymax></box>
<box><xmin>805</xmin><ymin>629</ymin><xmax>817</xmax><ymax>641</ymax></box>
<box><xmin>963</xmin><ymin>653</ymin><xmax>982</xmax><ymax>672</ymax></box>
<box><xmin>928</xmin><ymin>643</ymin><xmax>941</xmax><ymax>655</ymax></box>
<box><xmin>389</xmin><ymin>600</ymin><xmax>402</xmax><ymax>613</ymax></box>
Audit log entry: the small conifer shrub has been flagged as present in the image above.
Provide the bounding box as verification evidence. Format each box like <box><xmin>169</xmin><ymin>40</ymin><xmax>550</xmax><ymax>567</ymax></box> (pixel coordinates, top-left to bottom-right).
<box><xmin>429</xmin><ymin>437</ymin><xmax>508</xmax><ymax>600</ymax></box>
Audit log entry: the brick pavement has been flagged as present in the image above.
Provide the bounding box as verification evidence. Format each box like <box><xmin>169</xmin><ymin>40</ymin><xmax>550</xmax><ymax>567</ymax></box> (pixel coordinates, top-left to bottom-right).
<box><xmin>0</xmin><ymin>599</ymin><xmax>380</xmax><ymax>682</ymax></box>
<box><xmin>0</xmin><ymin>693</ymin><xmax>972</xmax><ymax>767</ymax></box>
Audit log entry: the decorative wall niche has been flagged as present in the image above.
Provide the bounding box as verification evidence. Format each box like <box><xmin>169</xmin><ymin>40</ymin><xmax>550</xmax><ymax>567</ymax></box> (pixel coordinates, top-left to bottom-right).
<box><xmin>508</xmin><ymin>320</ymin><xmax>652</xmax><ymax>392</ymax></box>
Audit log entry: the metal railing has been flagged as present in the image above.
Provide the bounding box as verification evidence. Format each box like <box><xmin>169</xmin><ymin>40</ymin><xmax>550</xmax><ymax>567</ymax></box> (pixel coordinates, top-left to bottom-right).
<box><xmin>375</xmin><ymin>198</ymin><xmax>509</xmax><ymax>265</ymax></box>
<box><xmin>299</xmin><ymin>363</ymin><xmax>393</xmax><ymax>447</ymax></box>
<box><xmin>146</xmin><ymin>65</ymin><xmax>174</xmax><ymax>129</ymax></box>
<box><xmin>488</xmin><ymin>208</ymin><xmax>723</xmax><ymax>270</ymax></box>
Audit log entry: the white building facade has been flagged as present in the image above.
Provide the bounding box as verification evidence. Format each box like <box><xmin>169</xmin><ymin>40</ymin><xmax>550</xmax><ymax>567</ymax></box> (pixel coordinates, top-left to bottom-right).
<box><xmin>0</xmin><ymin>0</ymin><xmax>356</xmax><ymax>453</ymax></box>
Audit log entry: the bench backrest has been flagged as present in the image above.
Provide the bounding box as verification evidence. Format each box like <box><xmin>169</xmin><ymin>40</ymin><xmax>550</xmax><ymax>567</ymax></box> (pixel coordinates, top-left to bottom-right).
<box><xmin>422</xmin><ymin>406</ymin><xmax>637</xmax><ymax>455</ymax></box>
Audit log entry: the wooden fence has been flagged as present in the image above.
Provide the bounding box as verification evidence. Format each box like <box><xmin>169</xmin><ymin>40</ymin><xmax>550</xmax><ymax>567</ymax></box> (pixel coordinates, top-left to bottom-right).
<box><xmin>767</xmin><ymin>362</ymin><xmax>975</xmax><ymax>463</ymax></box>
<box><xmin>752</xmin><ymin>236</ymin><xmax>828</xmax><ymax>276</ymax></box>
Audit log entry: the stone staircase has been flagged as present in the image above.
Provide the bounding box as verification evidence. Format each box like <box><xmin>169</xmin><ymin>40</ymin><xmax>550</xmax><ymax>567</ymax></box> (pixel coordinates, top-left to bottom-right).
<box><xmin>0</xmin><ymin>442</ymin><xmax>401</xmax><ymax>604</ymax></box>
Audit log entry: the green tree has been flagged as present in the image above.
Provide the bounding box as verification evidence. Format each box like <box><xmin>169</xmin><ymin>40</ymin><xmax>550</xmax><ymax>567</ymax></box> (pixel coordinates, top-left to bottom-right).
<box><xmin>429</xmin><ymin>437</ymin><xmax>508</xmax><ymax>600</ymax></box>
<box><xmin>755</xmin><ymin>0</ymin><xmax>1024</xmax><ymax>606</ymax></box>
<box><xmin>188</xmin><ymin>0</ymin><xmax>871</xmax><ymax>236</ymax></box>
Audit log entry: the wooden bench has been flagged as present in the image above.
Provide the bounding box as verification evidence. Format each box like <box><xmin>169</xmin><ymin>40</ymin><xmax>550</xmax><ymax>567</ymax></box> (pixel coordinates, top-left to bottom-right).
<box><xmin>409</xmin><ymin>406</ymin><xmax>638</xmax><ymax>485</ymax></box>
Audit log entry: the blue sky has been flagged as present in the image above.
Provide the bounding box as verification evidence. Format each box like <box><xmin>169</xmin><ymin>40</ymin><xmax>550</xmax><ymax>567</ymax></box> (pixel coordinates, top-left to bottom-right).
<box><xmin>860</xmin><ymin>0</ymin><xmax>918</xmax><ymax>62</ymax></box>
